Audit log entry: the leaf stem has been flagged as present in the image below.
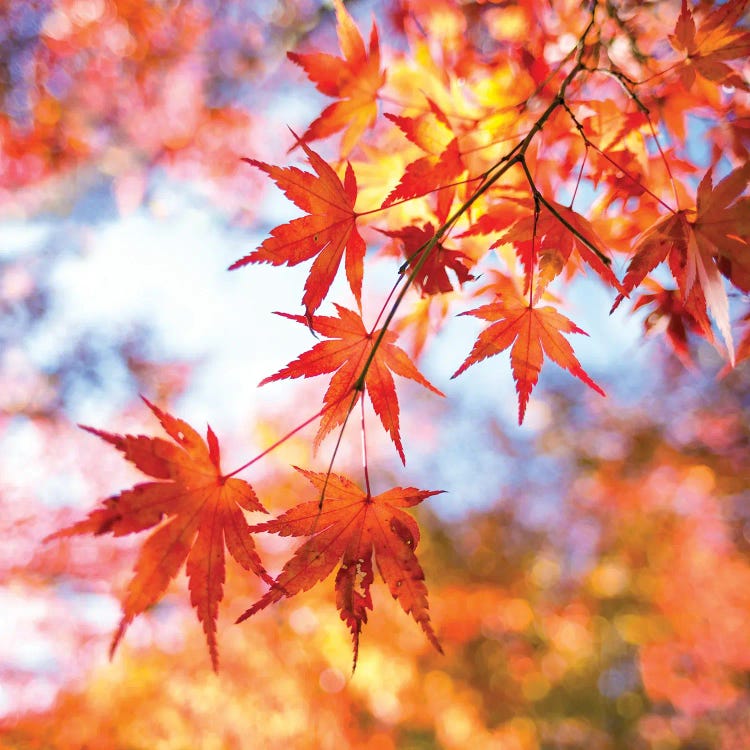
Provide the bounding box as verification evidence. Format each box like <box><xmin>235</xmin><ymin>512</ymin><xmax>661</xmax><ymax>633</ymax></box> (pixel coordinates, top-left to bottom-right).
<box><xmin>570</xmin><ymin>144</ymin><xmax>589</xmax><ymax>209</ymax></box>
<box><xmin>586</xmin><ymin>140</ymin><xmax>677</xmax><ymax>213</ymax></box>
<box><xmin>318</xmin><ymin>389</ymin><xmax>361</xmax><ymax>509</ymax></box>
<box><xmin>356</xmin><ymin>174</ymin><xmax>484</xmax><ymax>217</ymax></box>
<box><xmin>224</xmin><ymin>403</ymin><xmax>330</xmax><ymax>479</ymax></box>
<box><xmin>529</xmin><ymin>194</ymin><xmax>540</xmax><ymax>304</ymax></box>
<box><xmin>360</xmin><ymin>396</ymin><xmax>371</xmax><ymax>497</ymax></box>
<box><xmin>585</xmin><ymin>65</ymin><xmax>681</xmax><ymax>209</ymax></box>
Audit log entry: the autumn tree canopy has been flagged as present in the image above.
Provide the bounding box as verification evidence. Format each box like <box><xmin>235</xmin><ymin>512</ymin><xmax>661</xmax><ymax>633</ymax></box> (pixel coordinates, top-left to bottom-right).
<box><xmin>2</xmin><ymin>0</ymin><xmax>750</xmax><ymax>747</ymax></box>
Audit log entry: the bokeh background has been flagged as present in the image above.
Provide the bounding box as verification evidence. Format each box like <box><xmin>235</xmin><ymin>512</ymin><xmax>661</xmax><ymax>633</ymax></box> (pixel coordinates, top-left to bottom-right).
<box><xmin>2</xmin><ymin>1</ymin><xmax>750</xmax><ymax>748</ymax></box>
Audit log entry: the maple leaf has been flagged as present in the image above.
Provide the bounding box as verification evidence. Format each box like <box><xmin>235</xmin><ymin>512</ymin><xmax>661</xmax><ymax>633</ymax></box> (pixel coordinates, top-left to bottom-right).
<box><xmin>632</xmin><ymin>279</ymin><xmax>713</xmax><ymax>367</ymax></box>
<box><xmin>45</xmin><ymin>399</ymin><xmax>270</xmax><ymax>672</ymax></box>
<box><xmin>381</xmin><ymin>101</ymin><xmax>465</xmax><ymax>208</ymax></box>
<box><xmin>452</xmin><ymin>276</ymin><xmax>604</xmax><ymax>423</ymax></box>
<box><xmin>579</xmin><ymin>100</ymin><xmax>645</xmax><ymax>155</ymax></box>
<box><xmin>230</xmin><ymin>138</ymin><xmax>365</xmax><ymax>318</ymax></box>
<box><xmin>491</xmin><ymin>200</ymin><xmax>623</xmax><ymax>300</ymax></box>
<box><xmin>694</xmin><ymin>162</ymin><xmax>750</xmax><ymax>294</ymax></box>
<box><xmin>669</xmin><ymin>0</ymin><xmax>750</xmax><ymax>90</ymax></box>
<box><xmin>614</xmin><ymin>163</ymin><xmax>749</xmax><ymax>364</ymax></box>
<box><xmin>613</xmin><ymin>212</ymin><xmax>687</xmax><ymax>304</ymax></box>
<box><xmin>237</xmin><ymin>468</ymin><xmax>443</xmax><ymax>670</ymax></box>
<box><xmin>289</xmin><ymin>0</ymin><xmax>385</xmax><ymax>156</ymax></box>
<box><xmin>687</xmin><ymin>163</ymin><xmax>750</xmax><ymax>364</ymax></box>
<box><xmin>378</xmin><ymin>222</ymin><xmax>474</xmax><ymax>296</ymax></box>
<box><xmin>461</xmin><ymin>198</ymin><xmax>622</xmax><ymax>299</ymax></box>
<box><xmin>260</xmin><ymin>304</ymin><xmax>443</xmax><ymax>463</ymax></box>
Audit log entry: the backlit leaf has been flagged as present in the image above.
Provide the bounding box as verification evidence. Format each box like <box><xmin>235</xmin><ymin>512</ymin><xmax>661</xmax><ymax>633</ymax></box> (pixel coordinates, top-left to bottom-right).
<box><xmin>238</xmin><ymin>469</ymin><xmax>442</xmax><ymax>670</ymax></box>
<box><xmin>46</xmin><ymin>399</ymin><xmax>270</xmax><ymax>671</ymax></box>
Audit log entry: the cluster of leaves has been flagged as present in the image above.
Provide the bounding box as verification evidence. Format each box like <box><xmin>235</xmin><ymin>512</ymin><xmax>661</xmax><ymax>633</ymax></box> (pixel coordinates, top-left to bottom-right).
<box><xmin>0</xmin><ymin>0</ymin><xmax>326</xmax><ymax>215</ymax></box>
<box><xmin>47</xmin><ymin>0</ymin><xmax>750</xmax><ymax>671</ymax></box>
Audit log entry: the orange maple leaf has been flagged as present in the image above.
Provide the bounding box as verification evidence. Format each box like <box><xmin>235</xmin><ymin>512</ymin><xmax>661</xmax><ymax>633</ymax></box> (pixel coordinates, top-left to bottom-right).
<box><xmin>669</xmin><ymin>0</ymin><xmax>750</xmax><ymax>90</ymax></box>
<box><xmin>261</xmin><ymin>304</ymin><xmax>443</xmax><ymax>463</ymax></box>
<box><xmin>289</xmin><ymin>0</ymin><xmax>385</xmax><ymax>156</ymax></box>
<box><xmin>237</xmin><ymin>468</ymin><xmax>443</xmax><ymax>670</ymax></box>
<box><xmin>453</xmin><ymin>276</ymin><xmax>604</xmax><ymax>423</ymax></box>
<box><xmin>231</xmin><ymin>138</ymin><xmax>365</xmax><ymax>317</ymax></box>
<box><xmin>46</xmin><ymin>399</ymin><xmax>270</xmax><ymax>671</ymax></box>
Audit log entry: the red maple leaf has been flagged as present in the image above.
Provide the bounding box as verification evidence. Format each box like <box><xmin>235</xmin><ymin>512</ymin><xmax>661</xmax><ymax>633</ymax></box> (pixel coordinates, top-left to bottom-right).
<box><xmin>231</xmin><ymin>138</ymin><xmax>365</xmax><ymax>317</ymax></box>
<box><xmin>237</xmin><ymin>468</ymin><xmax>443</xmax><ymax>670</ymax></box>
<box><xmin>260</xmin><ymin>304</ymin><xmax>444</xmax><ymax>463</ymax></box>
<box><xmin>378</xmin><ymin>221</ymin><xmax>474</xmax><ymax>296</ymax></box>
<box><xmin>289</xmin><ymin>0</ymin><xmax>385</xmax><ymax>156</ymax></box>
<box><xmin>695</xmin><ymin>162</ymin><xmax>750</xmax><ymax>295</ymax></box>
<box><xmin>45</xmin><ymin>399</ymin><xmax>270</xmax><ymax>671</ymax></box>
<box><xmin>613</xmin><ymin>163</ymin><xmax>749</xmax><ymax>363</ymax></box>
<box><xmin>613</xmin><ymin>212</ymin><xmax>688</xmax><ymax>304</ymax></box>
<box><xmin>632</xmin><ymin>279</ymin><xmax>713</xmax><ymax>367</ymax></box>
<box><xmin>453</xmin><ymin>276</ymin><xmax>604</xmax><ymax>423</ymax></box>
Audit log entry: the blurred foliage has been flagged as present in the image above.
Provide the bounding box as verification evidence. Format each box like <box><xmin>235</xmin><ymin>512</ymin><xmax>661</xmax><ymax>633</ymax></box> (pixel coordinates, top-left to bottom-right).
<box><xmin>0</xmin><ymin>0</ymin><xmax>333</xmax><ymax>216</ymax></box>
<box><xmin>3</xmin><ymin>365</ymin><xmax>750</xmax><ymax>748</ymax></box>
